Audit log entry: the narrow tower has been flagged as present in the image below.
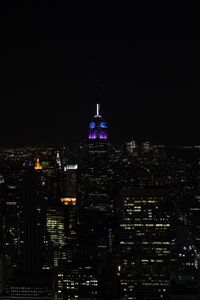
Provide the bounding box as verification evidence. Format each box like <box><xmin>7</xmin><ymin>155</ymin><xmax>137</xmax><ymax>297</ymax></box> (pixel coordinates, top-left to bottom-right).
<box><xmin>84</xmin><ymin>103</ymin><xmax>110</xmax><ymax>213</ymax></box>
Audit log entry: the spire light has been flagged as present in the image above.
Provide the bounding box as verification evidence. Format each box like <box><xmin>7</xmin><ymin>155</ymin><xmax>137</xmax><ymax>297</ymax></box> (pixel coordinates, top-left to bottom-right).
<box><xmin>96</xmin><ymin>103</ymin><xmax>100</xmax><ymax>117</ymax></box>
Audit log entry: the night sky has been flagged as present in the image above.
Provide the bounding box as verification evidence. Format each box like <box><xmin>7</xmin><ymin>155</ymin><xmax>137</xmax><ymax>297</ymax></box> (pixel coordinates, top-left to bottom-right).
<box><xmin>1</xmin><ymin>5</ymin><xmax>200</xmax><ymax>145</ymax></box>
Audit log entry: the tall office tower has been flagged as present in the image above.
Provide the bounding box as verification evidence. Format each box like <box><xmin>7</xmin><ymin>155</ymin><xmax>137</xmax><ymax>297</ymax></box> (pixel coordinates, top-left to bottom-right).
<box><xmin>0</xmin><ymin>255</ymin><xmax>7</xmax><ymax>295</ymax></box>
<box><xmin>54</xmin><ymin>164</ymin><xmax>79</xmax><ymax>300</ymax></box>
<box><xmin>4</xmin><ymin>184</ymin><xmax>20</xmax><ymax>271</ymax></box>
<box><xmin>62</xmin><ymin>164</ymin><xmax>78</xmax><ymax>201</ymax></box>
<box><xmin>20</xmin><ymin>165</ymin><xmax>43</xmax><ymax>273</ymax></box>
<box><xmin>0</xmin><ymin>175</ymin><xmax>5</xmax><ymax>253</ymax></box>
<box><xmin>0</xmin><ymin>177</ymin><xmax>6</xmax><ymax>296</ymax></box>
<box><xmin>85</xmin><ymin>103</ymin><xmax>111</xmax><ymax>213</ymax></box>
<box><xmin>119</xmin><ymin>188</ymin><xmax>171</xmax><ymax>300</ymax></box>
<box><xmin>60</xmin><ymin>163</ymin><xmax>78</xmax><ymax>244</ymax></box>
<box><xmin>7</xmin><ymin>164</ymin><xmax>54</xmax><ymax>299</ymax></box>
<box><xmin>77</xmin><ymin>103</ymin><xmax>115</xmax><ymax>299</ymax></box>
<box><xmin>46</xmin><ymin>165</ymin><xmax>77</xmax><ymax>256</ymax></box>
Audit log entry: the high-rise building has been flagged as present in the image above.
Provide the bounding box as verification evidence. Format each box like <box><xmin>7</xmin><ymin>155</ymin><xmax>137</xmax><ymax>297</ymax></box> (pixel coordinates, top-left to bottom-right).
<box><xmin>54</xmin><ymin>163</ymin><xmax>79</xmax><ymax>300</ymax></box>
<box><xmin>83</xmin><ymin>103</ymin><xmax>111</xmax><ymax>213</ymax></box>
<box><xmin>77</xmin><ymin>103</ymin><xmax>117</xmax><ymax>299</ymax></box>
<box><xmin>0</xmin><ymin>175</ymin><xmax>5</xmax><ymax>254</ymax></box>
<box><xmin>59</xmin><ymin>164</ymin><xmax>78</xmax><ymax>276</ymax></box>
<box><xmin>21</xmin><ymin>166</ymin><xmax>43</xmax><ymax>273</ymax></box>
<box><xmin>0</xmin><ymin>255</ymin><xmax>7</xmax><ymax>295</ymax></box>
<box><xmin>119</xmin><ymin>188</ymin><xmax>171</xmax><ymax>300</ymax></box>
<box><xmin>6</xmin><ymin>163</ymin><xmax>54</xmax><ymax>299</ymax></box>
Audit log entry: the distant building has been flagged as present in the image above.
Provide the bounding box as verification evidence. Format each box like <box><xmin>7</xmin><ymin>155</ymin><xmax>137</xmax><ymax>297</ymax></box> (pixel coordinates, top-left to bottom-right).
<box><xmin>126</xmin><ymin>140</ymin><xmax>136</xmax><ymax>154</ymax></box>
<box><xmin>34</xmin><ymin>158</ymin><xmax>42</xmax><ymax>170</ymax></box>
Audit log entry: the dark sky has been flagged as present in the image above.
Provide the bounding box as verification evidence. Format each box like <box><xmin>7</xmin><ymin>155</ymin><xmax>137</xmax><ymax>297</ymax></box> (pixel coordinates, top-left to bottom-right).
<box><xmin>1</xmin><ymin>4</ymin><xmax>200</xmax><ymax>145</ymax></box>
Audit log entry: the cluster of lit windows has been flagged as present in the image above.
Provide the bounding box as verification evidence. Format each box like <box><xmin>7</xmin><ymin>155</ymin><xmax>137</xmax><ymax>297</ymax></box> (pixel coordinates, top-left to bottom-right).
<box><xmin>120</xmin><ymin>223</ymin><xmax>170</xmax><ymax>228</ymax></box>
<box><xmin>143</xmin><ymin>242</ymin><xmax>170</xmax><ymax>245</ymax></box>
<box><xmin>46</xmin><ymin>210</ymin><xmax>66</xmax><ymax>247</ymax></box>
<box><xmin>81</xmin><ymin>279</ymin><xmax>98</xmax><ymax>286</ymax></box>
<box><xmin>142</xmin><ymin>282</ymin><xmax>169</xmax><ymax>286</ymax></box>
<box><xmin>125</xmin><ymin>199</ymin><xmax>157</xmax><ymax>204</ymax></box>
<box><xmin>120</xmin><ymin>192</ymin><xmax>170</xmax><ymax>299</ymax></box>
<box><xmin>11</xmin><ymin>286</ymin><xmax>52</xmax><ymax>296</ymax></box>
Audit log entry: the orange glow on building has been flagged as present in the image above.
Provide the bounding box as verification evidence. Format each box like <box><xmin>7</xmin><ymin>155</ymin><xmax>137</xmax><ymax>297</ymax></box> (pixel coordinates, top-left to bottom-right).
<box><xmin>34</xmin><ymin>158</ymin><xmax>42</xmax><ymax>170</ymax></box>
<box><xmin>60</xmin><ymin>197</ymin><xmax>76</xmax><ymax>206</ymax></box>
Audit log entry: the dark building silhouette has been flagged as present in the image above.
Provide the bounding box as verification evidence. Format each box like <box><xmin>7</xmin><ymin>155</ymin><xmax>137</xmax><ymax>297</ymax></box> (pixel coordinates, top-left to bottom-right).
<box><xmin>21</xmin><ymin>165</ymin><xmax>43</xmax><ymax>273</ymax></box>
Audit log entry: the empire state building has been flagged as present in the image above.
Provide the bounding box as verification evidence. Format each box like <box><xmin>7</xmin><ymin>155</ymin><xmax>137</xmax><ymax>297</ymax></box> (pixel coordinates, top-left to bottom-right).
<box><xmin>85</xmin><ymin>103</ymin><xmax>111</xmax><ymax>213</ymax></box>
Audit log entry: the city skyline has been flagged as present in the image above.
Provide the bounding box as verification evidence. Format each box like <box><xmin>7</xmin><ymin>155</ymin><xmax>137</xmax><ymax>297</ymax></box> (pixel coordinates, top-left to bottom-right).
<box><xmin>1</xmin><ymin>4</ymin><xmax>200</xmax><ymax>300</ymax></box>
<box><xmin>1</xmin><ymin>132</ymin><xmax>199</xmax><ymax>299</ymax></box>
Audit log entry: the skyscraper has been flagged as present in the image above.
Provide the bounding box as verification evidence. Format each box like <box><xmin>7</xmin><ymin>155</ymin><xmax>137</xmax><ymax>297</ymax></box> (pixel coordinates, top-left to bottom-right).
<box><xmin>119</xmin><ymin>188</ymin><xmax>171</xmax><ymax>300</ymax></box>
<box><xmin>77</xmin><ymin>103</ymin><xmax>116</xmax><ymax>299</ymax></box>
<box><xmin>83</xmin><ymin>103</ymin><xmax>111</xmax><ymax>213</ymax></box>
<box><xmin>54</xmin><ymin>163</ymin><xmax>79</xmax><ymax>299</ymax></box>
<box><xmin>0</xmin><ymin>175</ymin><xmax>5</xmax><ymax>255</ymax></box>
<box><xmin>21</xmin><ymin>166</ymin><xmax>43</xmax><ymax>273</ymax></box>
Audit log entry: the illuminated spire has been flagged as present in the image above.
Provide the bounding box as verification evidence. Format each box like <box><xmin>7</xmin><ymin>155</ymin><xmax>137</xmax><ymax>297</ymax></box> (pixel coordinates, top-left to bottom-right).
<box><xmin>97</xmin><ymin>103</ymin><xmax>100</xmax><ymax>116</ymax></box>
<box><xmin>95</xmin><ymin>103</ymin><xmax>101</xmax><ymax>117</ymax></box>
<box><xmin>34</xmin><ymin>158</ymin><xmax>42</xmax><ymax>170</ymax></box>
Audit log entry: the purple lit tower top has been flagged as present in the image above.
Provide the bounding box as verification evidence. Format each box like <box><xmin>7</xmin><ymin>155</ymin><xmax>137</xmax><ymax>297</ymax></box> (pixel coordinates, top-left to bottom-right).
<box><xmin>88</xmin><ymin>104</ymin><xmax>108</xmax><ymax>140</ymax></box>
